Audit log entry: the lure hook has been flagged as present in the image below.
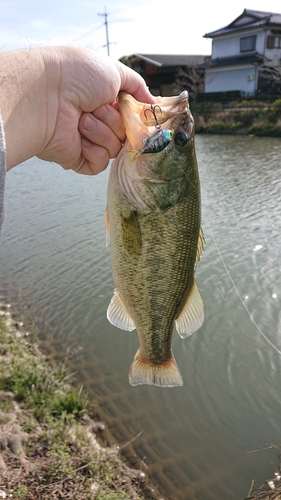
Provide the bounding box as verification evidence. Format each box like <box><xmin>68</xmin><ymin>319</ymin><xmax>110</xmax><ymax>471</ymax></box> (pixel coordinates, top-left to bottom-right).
<box><xmin>144</xmin><ymin>104</ymin><xmax>162</xmax><ymax>130</ymax></box>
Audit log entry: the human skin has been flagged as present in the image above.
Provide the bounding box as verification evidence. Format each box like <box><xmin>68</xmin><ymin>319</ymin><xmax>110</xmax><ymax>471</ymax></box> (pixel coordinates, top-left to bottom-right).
<box><xmin>0</xmin><ymin>46</ymin><xmax>155</xmax><ymax>174</ymax></box>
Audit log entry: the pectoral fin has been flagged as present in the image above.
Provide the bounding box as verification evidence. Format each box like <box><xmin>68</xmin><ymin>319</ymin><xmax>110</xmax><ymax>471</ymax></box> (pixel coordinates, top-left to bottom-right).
<box><xmin>175</xmin><ymin>281</ymin><xmax>204</xmax><ymax>338</ymax></box>
<box><xmin>121</xmin><ymin>209</ymin><xmax>142</xmax><ymax>257</ymax></box>
<box><xmin>107</xmin><ymin>289</ymin><xmax>136</xmax><ymax>331</ymax></box>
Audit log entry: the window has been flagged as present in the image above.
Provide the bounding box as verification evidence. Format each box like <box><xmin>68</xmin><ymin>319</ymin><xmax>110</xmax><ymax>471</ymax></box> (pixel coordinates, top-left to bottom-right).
<box><xmin>267</xmin><ymin>35</ymin><xmax>281</xmax><ymax>48</ymax></box>
<box><xmin>240</xmin><ymin>36</ymin><xmax>256</xmax><ymax>52</ymax></box>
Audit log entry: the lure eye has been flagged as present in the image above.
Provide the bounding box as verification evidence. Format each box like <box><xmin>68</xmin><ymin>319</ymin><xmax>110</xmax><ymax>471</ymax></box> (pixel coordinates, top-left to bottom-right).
<box><xmin>174</xmin><ymin>131</ymin><xmax>189</xmax><ymax>148</ymax></box>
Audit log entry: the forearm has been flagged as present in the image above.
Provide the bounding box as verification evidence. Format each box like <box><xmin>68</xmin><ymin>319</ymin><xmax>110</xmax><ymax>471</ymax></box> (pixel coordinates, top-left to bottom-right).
<box><xmin>0</xmin><ymin>48</ymin><xmax>59</xmax><ymax>170</ymax></box>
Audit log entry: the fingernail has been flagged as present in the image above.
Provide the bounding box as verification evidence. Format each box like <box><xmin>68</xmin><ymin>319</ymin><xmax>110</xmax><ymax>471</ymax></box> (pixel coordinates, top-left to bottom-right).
<box><xmin>83</xmin><ymin>114</ymin><xmax>95</xmax><ymax>131</ymax></box>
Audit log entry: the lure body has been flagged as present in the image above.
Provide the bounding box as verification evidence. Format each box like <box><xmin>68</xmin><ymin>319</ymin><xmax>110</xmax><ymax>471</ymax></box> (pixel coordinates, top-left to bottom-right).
<box><xmin>129</xmin><ymin>129</ymin><xmax>173</xmax><ymax>162</ymax></box>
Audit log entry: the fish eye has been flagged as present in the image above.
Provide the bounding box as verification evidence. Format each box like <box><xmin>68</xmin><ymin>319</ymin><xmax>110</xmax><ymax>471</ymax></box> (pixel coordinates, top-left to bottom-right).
<box><xmin>174</xmin><ymin>131</ymin><xmax>189</xmax><ymax>147</ymax></box>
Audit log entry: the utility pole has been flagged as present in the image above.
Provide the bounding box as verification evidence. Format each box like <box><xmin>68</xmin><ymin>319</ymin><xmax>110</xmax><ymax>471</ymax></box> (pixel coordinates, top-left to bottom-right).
<box><xmin>98</xmin><ymin>6</ymin><xmax>110</xmax><ymax>56</ymax></box>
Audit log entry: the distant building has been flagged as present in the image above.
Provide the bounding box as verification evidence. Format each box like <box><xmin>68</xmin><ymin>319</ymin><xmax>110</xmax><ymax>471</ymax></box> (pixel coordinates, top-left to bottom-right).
<box><xmin>202</xmin><ymin>9</ymin><xmax>281</xmax><ymax>96</ymax></box>
<box><xmin>120</xmin><ymin>53</ymin><xmax>210</xmax><ymax>97</ymax></box>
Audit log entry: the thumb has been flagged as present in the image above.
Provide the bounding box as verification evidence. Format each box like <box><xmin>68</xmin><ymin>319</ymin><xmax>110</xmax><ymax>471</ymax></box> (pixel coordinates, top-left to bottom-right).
<box><xmin>116</xmin><ymin>60</ymin><xmax>156</xmax><ymax>104</ymax></box>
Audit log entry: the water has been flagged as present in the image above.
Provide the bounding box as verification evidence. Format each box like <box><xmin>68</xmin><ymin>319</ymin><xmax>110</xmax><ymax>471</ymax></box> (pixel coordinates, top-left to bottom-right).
<box><xmin>1</xmin><ymin>134</ymin><xmax>281</xmax><ymax>499</ymax></box>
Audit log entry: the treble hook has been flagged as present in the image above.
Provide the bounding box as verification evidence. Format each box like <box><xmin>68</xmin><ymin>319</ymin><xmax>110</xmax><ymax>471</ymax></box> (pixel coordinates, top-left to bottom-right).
<box><xmin>144</xmin><ymin>104</ymin><xmax>162</xmax><ymax>130</ymax></box>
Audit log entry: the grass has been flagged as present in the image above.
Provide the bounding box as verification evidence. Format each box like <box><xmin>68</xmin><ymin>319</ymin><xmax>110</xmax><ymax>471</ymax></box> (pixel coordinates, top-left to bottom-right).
<box><xmin>0</xmin><ymin>306</ymin><xmax>158</xmax><ymax>500</ymax></box>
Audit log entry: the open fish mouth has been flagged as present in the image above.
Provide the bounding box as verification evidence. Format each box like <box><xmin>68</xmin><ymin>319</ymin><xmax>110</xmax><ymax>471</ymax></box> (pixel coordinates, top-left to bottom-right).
<box><xmin>118</xmin><ymin>90</ymin><xmax>193</xmax><ymax>157</ymax></box>
<box><xmin>141</xmin><ymin>91</ymin><xmax>189</xmax><ymax>128</ymax></box>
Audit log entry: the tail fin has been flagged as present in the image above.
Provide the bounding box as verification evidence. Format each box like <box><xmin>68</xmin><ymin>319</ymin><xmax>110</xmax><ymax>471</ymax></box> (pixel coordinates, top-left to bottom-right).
<box><xmin>129</xmin><ymin>350</ymin><xmax>183</xmax><ymax>387</ymax></box>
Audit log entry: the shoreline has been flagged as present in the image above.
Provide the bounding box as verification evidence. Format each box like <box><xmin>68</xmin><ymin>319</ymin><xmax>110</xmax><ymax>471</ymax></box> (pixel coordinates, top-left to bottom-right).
<box><xmin>0</xmin><ymin>302</ymin><xmax>161</xmax><ymax>500</ymax></box>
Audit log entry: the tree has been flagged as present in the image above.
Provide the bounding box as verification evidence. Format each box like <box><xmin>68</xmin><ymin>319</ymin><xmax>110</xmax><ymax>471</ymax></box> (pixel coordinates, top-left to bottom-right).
<box><xmin>258</xmin><ymin>63</ymin><xmax>281</xmax><ymax>97</ymax></box>
<box><xmin>173</xmin><ymin>66</ymin><xmax>205</xmax><ymax>103</ymax></box>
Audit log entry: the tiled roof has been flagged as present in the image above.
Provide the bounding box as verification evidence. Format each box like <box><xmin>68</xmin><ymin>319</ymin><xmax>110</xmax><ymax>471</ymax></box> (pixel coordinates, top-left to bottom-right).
<box><xmin>200</xmin><ymin>53</ymin><xmax>266</xmax><ymax>69</ymax></box>
<box><xmin>204</xmin><ymin>8</ymin><xmax>281</xmax><ymax>38</ymax></box>
<box><xmin>134</xmin><ymin>54</ymin><xmax>210</xmax><ymax>67</ymax></box>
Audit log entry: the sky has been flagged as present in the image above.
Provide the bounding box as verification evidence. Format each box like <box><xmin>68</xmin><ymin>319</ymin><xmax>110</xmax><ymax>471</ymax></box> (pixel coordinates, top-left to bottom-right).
<box><xmin>1</xmin><ymin>0</ymin><xmax>281</xmax><ymax>60</ymax></box>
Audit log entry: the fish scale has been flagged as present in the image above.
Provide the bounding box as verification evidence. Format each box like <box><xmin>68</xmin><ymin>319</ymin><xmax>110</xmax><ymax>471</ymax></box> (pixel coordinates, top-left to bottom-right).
<box><xmin>106</xmin><ymin>91</ymin><xmax>204</xmax><ymax>387</ymax></box>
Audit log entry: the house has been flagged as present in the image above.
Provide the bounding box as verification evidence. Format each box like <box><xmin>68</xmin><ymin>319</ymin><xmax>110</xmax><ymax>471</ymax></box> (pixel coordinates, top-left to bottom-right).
<box><xmin>202</xmin><ymin>9</ymin><xmax>281</xmax><ymax>96</ymax></box>
<box><xmin>120</xmin><ymin>54</ymin><xmax>210</xmax><ymax>97</ymax></box>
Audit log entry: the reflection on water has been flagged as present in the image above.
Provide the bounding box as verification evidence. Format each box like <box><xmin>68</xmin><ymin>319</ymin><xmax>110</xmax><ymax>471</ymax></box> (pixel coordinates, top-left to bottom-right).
<box><xmin>1</xmin><ymin>135</ymin><xmax>281</xmax><ymax>499</ymax></box>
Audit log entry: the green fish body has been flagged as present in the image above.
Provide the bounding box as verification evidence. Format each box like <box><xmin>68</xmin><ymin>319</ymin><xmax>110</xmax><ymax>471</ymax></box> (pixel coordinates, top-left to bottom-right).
<box><xmin>106</xmin><ymin>91</ymin><xmax>204</xmax><ymax>387</ymax></box>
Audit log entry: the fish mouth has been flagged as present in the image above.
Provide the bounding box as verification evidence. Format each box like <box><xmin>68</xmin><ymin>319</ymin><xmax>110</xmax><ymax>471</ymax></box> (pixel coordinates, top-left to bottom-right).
<box><xmin>142</xmin><ymin>91</ymin><xmax>189</xmax><ymax>128</ymax></box>
<box><xmin>118</xmin><ymin>91</ymin><xmax>188</xmax><ymax>125</ymax></box>
<box><xmin>118</xmin><ymin>91</ymin><xmax>190</xmax><ymax>151</ymax></box>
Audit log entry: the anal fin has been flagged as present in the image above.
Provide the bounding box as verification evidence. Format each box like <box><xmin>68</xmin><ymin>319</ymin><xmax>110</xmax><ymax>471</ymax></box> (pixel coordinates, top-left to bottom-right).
<box><xmin>129</xmin><ymin>349</ymin><xmax>183</xmax><ymax>387</ymax></box>
<box><xmin>107</xmin><ymin>289</ymin><xmax>135</xmax><ymax>331</ymax></box>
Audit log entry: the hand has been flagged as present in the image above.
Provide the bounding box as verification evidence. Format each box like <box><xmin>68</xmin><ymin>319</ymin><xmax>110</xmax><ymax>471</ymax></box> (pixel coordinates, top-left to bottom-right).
<box><xmin>78</xmin><ymin>103</ymin><xmax>127</xmax><ymax>175</ymax></box>
<box><xmin>0</xmin><ymin>47</ymin><xmax>155</xmax><ymax>173</ymax></box>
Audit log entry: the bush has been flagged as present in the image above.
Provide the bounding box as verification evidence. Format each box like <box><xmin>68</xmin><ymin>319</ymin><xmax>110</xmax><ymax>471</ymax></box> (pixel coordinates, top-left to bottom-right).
<box><xmin>248</xmin><ymin>121</ymin><xmax>281</xmax><ymax>136</ymax></box>
<box><xmin>51</xmin><ymin>389</ymin><xmax>88</xmax><ymax>418</ymax></box>
<box><xmin>234</xmin><ymin>109</ymin><xmax>260</xmax><ymax>126</ymax></box>
<box><xmin>205</xmin><ymin>120</ymin><xmax>243</xmax><ymax>134</ymax></box>
<box><xmin>267</xmin><ymin>98</ymin><xmax>281</xmax><ymax>122</ymax></box>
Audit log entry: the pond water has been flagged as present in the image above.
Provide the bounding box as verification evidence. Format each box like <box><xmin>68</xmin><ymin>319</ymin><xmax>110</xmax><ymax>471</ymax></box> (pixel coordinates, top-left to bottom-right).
<box><xmin>1</xmin><ymin>134</ymin><xmax>281</xmax><ymax>499</ymax></box>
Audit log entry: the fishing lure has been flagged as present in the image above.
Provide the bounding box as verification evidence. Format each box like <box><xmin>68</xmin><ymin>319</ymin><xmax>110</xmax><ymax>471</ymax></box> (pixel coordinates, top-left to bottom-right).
<box><xmin>144</xmin><ymin>104</ymin><xmax>162</xmax><ymax>129</ymax></box>
<box><xmin>128</xmin><ymin>129</ymin><xmax>174</xmax><ymax>162</ymax></box>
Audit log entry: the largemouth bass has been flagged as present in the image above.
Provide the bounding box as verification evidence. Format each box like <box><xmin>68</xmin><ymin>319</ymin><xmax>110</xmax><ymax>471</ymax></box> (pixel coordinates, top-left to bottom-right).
<box><xmin>105</xmin><ymin>91</ymin><xmax>204</xmax><ymax>387</ymax></box>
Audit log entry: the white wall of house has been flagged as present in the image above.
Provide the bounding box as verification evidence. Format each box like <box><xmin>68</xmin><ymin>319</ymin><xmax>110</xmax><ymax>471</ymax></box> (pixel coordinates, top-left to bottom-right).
<box><xmin>211</xmin><ymin>29</ymin><xmax>266</xmax><ymax>58</ymax></box>
<box><xmin>205</xmin><ymin>65</ymin><xmax>257</xmax><ymax>94</ymax></box>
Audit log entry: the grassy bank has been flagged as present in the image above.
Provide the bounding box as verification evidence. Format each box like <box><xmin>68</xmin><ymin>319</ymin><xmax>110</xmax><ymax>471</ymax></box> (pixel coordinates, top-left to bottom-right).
<box><xmin>193</xmin><ymin>98</ymin><xmax>281</xmax><ymax>137</ymax></box>
<box><xmin>0</xmin><ymin>303</ymin><xmax>159</xmax><ymax>500</ymax></box>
